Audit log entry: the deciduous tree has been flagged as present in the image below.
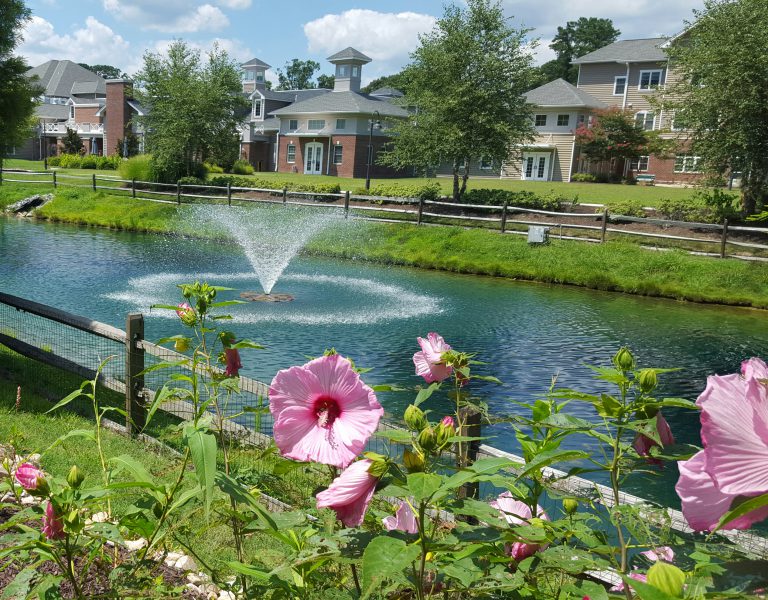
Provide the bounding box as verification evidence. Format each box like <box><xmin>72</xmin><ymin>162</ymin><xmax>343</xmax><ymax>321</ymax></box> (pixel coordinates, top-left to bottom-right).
<box><xmin>78</xmin><ymin>63</ymin><xmax>126</xmax><ymax>79</ymax></box>
<box><xmin>276</xmin><ymin>59</ymin><xmax>320</xmax><ymax>90</ymax></box>
<box><xmin>381</xmin><ymin>0</ymin><xmax>535</xmax><ymax>201</ymax></box>
<box><xmin>316</xmin><ymin>74</ymin><xmax>335</xmax><ymax>89</ymax></box>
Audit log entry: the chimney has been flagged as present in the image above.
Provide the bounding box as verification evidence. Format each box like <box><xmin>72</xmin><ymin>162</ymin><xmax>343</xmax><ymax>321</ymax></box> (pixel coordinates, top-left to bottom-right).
<box><xmin>105</xmin><ymin>79</ymin><xmax>132</xmax><ymax>156</ymax></box>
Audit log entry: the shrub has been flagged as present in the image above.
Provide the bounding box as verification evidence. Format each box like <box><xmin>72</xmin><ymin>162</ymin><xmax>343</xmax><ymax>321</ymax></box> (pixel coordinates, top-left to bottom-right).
<box><xmin>207</xmin><ymin>175</ymin><xmax>341</xmax><ymax>195</ymax></box>
<box><xmin>58</xmin><ymin>154</ymin><xmax>82</xmax><ymax>169</ymax></box>
<box><xmin>177</xmin><ymin>176</ymin><xmax>207</xmax><ymax>187</ymax></box>
<box><xmin>231</xmin><ymin>159</ymin><xmax>254</xmax><ymax>175</ymax></box>
<box><xmin>119</xmin><ymin>154</ymin><xmax>152</xmax><ymax>182</ymax></box>
<box><xmin>204</xmin><ymin>162</ymin><xmax>224</xmax><ymax>173</ymax></box>
<box><xmin>606</xmin><ymin>199</ymin><xmax>647</xmax><ymax>217</ymax></box>
<box><xmin>80</xmin><ymin>155</ymin><xmax>98</xmax><ymax>169</ymax></box>
<box><xmin>354</xmin><ymin>182</ymin><xmax>443</xmax><ymax>200</ymax></box>
<box><xmin>595</xmin><ymin>172</ymin><xmax>623</xmax><ymax>184</ymax></box>
<box><xmin>693</xmin><ymin>188</ymin><xmax>741</xmax><ymax>223</ymax></box>
<box><xmin>571</xmin><ymin>172</ymin><xmax>597</xmax><ymax>183</ymax></box>
<box><xmin>460</xmin><ymin>188</ymin><xmax>567</xmax><ymax>211</ymax></box>
<box><xmin>96</xmin><ymin>155</ymin><xmax>121</xmax><ymax>170</ymax></box>
<box><xmin>47</xmin><ymin>156</ymin><xmax>61</xmax><ymax>167</ymax></box>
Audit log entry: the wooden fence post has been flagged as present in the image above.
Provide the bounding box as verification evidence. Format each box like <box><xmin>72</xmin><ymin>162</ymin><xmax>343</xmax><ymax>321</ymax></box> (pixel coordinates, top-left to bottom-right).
<box><xmin>132</xmin><ymin>178</ymin><xmax>136</xmax><ymax>198</ymax></box>
<box><xmin>92</xmin><ymin>173</ymin><xmax>96</xmax><ymax>191</ymax></box>
<box><xmin>52</xmin><ymin>171</ymin><xmax>57</xmax><ymax>189</ymax></box>
<box><xmin>720</xmin><ymin>218</ymin><xmax>729</xmax><ymax>259</ymax></box>
<box><xmin>344</xmin><ymin>190</ymin><xmax>350</xmax><ymax>218</ymax></box>
<box><xmin>176</xmin><ymin>181</ymin><xmax>181</xmax><ymax>205</ymax></box>
<box><xmin>227</xmin><ymin>181</ymin><xmax>232</xmax><ymax>207</ymax></box>
<box><xmin>457</xmin><ymin>406</ymin><xmax>482</xmax><ymax>501</ymax></box>
<box><xmin>417</xmin><ymin>197</ymin><xmax>425</xmax><ymax>225</ymax></box>
<box><xmin>500</xmin><ymin>201</ymin><xmax>509</xmax><ymax>233</ymax></box>
<box><xmin>125</xmin><ymin>313</ymin><xmax>146</xmax><ymax>435</ymax></box>
<box><xmin>601</xmin><ymin>207</ymin><xmax>608</xmax><ymax>243</ymax></box>
<box><xmin>282</xmin><ymin>186</ymin><xmax>288</xmax><ymax>205</ymax></box>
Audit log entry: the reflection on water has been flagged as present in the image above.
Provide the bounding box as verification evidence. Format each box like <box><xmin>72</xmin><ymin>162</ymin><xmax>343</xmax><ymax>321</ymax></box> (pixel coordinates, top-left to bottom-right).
<box><xmin>2</xmin><ymin>217</ymin><xmax>767</xmax><ymax>505</ymax></box>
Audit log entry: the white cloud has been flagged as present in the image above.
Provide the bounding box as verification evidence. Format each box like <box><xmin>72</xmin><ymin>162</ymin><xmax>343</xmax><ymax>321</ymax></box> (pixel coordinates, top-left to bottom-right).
<box><xmin>303</xmin><ymin>9</ymin><xmax>436</xmax><ymax>80</ymax></box>
<box><xmin>103</xmin><ymin>0</ymin><xmax>230</xmax><ymax>33</ymax></box>
<box><xmin>216</xmin><ymin>0</ymin><xmax>251</xmax><ymax>8</ymax></box>
<box><xmin>19</xmin><ymin>16</ymin><xmax>131</xmax><ymax>68</ymax></box>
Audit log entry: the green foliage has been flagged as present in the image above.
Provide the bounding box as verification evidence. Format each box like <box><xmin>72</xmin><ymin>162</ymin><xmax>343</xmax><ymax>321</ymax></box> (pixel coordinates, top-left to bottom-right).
<box><xmin>46</xmin><ymin>156</ymin><xmax>60</xmax><ymax>166</ymax></box>
<box><xmin>381</xmin><ymin>0</ymin><xmax>536</xmax><ymax>201</ymax></box>
<box><xmin>316</xmin><ymin>73</ymin><xmax>334</xmax><ymax>89</ymax></box>
<box><xmin>46</xmin><ymin>153</ymin><xmax>122</xmax><ymax>170</ymax></box>
<box><xmin>231</xmin><ymin>159</ymin><xmax>254</xmax><ymax>175</ymax></box>
<box><xmin>361</xmin><ymin>70</ymin><xmax>409</xmax><ymax>94</ymax></box>
<box><xmin>77</xmin><ymin>63</ymin><xmax>125</xmax><ymax>79</ymax></box>
<box><xmin>61</xmin><ymin>127</ymin><xmax>84</xmax><ymax>155</ymax></box>
<box><xmin>571</xmin><ymin>172</ymin><xmax>597</xmax><ymax>183</ymax></box>
<box><xmin>204</xmin><ymin>162</ymin><xmax>224</xmax><ymax>173</ymax></box>
<box><xmin>96</xmin><ymin>154</ymin><xmax>121</xmax><ymax>170</ymax></box>
<box><xmin>58</xmin><ymin>153</ymin><xmax>82</xmax><ymax>168</ymax></box>
<box><xmin>606</xmin><ymin>199</ymin><xmax>647</xmax><ymax>217</ymax></box>
<box><xmin>657</xmin><ymin>189</ymin><xmax>739</xmax><ymax>224</ymax></box>
<box><xmin>80</xmin><ymin>155</ymin><xmax>98</xmax><ymax>169</ymax></box>
<box><xmin>461</xmin><ymin>188</ymin><xmax>571</xmax><ymax>210</ymax></box>
<box><xmin>118</xmin><ymin>154</ymin><xmax>153</xmax><ymax>181</ymax></box>
<box><xmin>275</xmin><ymin>58</ymin><xmax>320</xmax><ymax>90</ymax></box>
<box><xmin>115</xmin><ymin>132</ymin><xmax>140</xmax><ymax>158</ymax></box>
<box><xmin>355</xmin><ymin>181</ymin><xmax>441</xmax><ymax>200</ymax></box>
<box><xmin>207</xmin><ymin>174</ymin><xmax>341</xmax><ymax>194</ymax></box>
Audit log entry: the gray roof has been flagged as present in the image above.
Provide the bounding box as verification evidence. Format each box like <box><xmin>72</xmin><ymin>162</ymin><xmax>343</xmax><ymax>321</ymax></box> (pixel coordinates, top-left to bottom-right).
<box><xmin>370</xmin><ymin>87</ymin><xmax>404</xmax><ymax>98</ymax></box>
<box><xmin>71</xmin><ymin>97</ymin><xmax>105</xmax><ymax>106</ymax></box>
<box><xmin>524</xmin><ymin>78</ymin><xmax>606</xmax><ymax>108</ymax></box>
<box><xmin>71</xmin><ymin>81</ymin><xmax>102</xmax><ymax>95</ymax></box>
<box><xmin>263</xmin><ymin>88</ymin><xmax>330</xmax><ymax>103</ymax></box>
<box><xmin>327</xmin><ymin>47</ymin><xmax>371</xmax><ymax>64</ymax></box>
<box><xmin>260</xmin><ymin>117</ymin><xmax>280</xmax><ymax>131</ymax></box>
<box><xmin>35</xmin><ymin>104</ymin><xmax>70</xmax><ymax>120</ymax></box>
<box><xmin>241</xmin><ymin>57</ymin><xmax>271</xmax><ymax>69</ymax></box>
<box><xmin>572</xmin><ymin>38</ymin><xmax>667</xmax><ymax>64</ymax></box>
<box><xmin>269</xmin><ymin>90</ymin><xmax>408</xmax><ymax>118</ymax></box>
<box><xmin>27</xmin><ymin>60</ymin><xmax>106</xmax><ymax>97</ymax></box>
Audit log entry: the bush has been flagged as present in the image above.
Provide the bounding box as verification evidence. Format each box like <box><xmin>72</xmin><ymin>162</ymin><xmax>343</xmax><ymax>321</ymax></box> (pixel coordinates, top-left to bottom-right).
<box><xmin>605</xmin><ymin>199</ymin><xmax>647</xmax><ymax>217</ymax></box>
<box><xmin>460</xmin><ymin>188</ymin><xmax>568</xmax><ymax>211</ymax></box>
<box><xmin>693</xmin><ymin>188</ymin><xmax>741</xmax><ymax>223</ymax></box>
<box><xmin>207</xmin><ymin>175</ymin><xmax>342</xmax><ymax>195</ymax></box>
<box><xmin>96</xmin><ymin>155</ymin><xmax>121</xmax><ymax>170</ymax></box>
<box><xmin>80</xmin><ymin>155</ymin><xmax>98</xmax><ymax>169</ymax></box>
<box><xmin>231</xmin><ymin>159</ymin><xmax>254</xmax><ymax>175</ymax></box>
<box><xmin>47</xmin><ymin>156</ymin><xmax>61</xmax><ymax>167</ymax></box>
<box><xmin>177</xmin><ymin>176</ymin><xmax>207</xmax><ymax>186</ymax></box>
<box><xmin>58</xmin><ymin>154</ymin><xmax>82</xmax><ymax>169</ymax></box>
<box><xmin>119</xmin><ymin>154</ymin><xmax>153</xmax><ymax>182</ymax></box>
<box><xmin>204</xmin><ymin>162</ymin><xmax>224</xmax><ymax>174</ymax></box>
<box><xmin>595</xmin><ymin>172</ymin><xmax>623</xmax><ymax>184</ymax></box>
<box><xmin>354</xmin><ymin>182</ymin><xmax>443</xmax><ymax>200</ymax></box>
<box><xmin>571</xmin><ymin>172</ymin><xmax>597</xmax><ymax>183</ymax></box>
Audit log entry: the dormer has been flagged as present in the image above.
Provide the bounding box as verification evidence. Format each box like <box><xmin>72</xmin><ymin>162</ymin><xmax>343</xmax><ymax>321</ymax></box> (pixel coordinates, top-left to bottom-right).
<box><xmin>241</xmin><ymin>58</ymin><xmax>270</xmax><ymax>94</ymax></box>
<box><xmin>327</xmin><ymin>47</ymin><xmax>371</xmax><ymax>93</ymax></box>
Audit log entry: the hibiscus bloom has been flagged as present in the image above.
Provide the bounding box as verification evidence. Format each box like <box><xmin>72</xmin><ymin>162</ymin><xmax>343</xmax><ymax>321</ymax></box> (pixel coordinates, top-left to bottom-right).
<box><xmin>490</xmin><ymin>492</ymin><xmax>549</xmax><ymax>562</ymax></box>
<box><xmin>641</xmin><ymin>546</ymin><xmax>675</xmax><ymax>562</ymax></box>
<box><xmin>224</xmin><ymin>348</ymin><xmax>242</xmax><ymax>377</ymax></box>
<box><xmin>269</xmin><ymin>354</ymin><xmax>383</xmax><ymax>468</ymax></box>
<box><xmin>610</xmin><ymin>573</ymin><xmax>648</xmax><ymax>592</ymax></box>
<box><xmin>633</xmin><ymin>411</ymin><xmax>675</xmax><ymax>457</ymax></box>
<box><xmin>676</xmin><ymin>357</ymin><xmax>768</xmax><ymax>531</ymax></box>
<box><xmin>316</xmin><ymin>459</ymin><xmax>379</xmax><ymax>527</ymax></box>
<box><xmin>382</xmin><ymin>501</ymin><xmax>418</xmax><ymax>534</ymax></box>
<box><xmin>42</xmin><ymin>501</ymin><xmax>65</xmax><ymax>540</ymax></box>
<box><xmin>14</xmin><ymin>463</ymin><xmax>45</xmax><ymax>492</ymax></box>
<box><xmin>413</xmin><ymin>333</ymin><xmax>453</xmax><ymax>383</ymax></box>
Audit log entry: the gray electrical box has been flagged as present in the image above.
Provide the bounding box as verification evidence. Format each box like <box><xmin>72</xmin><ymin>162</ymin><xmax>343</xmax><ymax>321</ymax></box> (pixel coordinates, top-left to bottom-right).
<box><xmin>527</xmin><ymin>225</ymin><xmax>550</xmax><ymax>245</ymax></box>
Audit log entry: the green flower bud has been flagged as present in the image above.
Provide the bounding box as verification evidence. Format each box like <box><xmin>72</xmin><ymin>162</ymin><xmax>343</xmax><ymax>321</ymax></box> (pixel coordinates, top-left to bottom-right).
<box><xmin>366</xmin><ymin>459</ymin><xmax>389</xmax><ymax>478</ymax></box>
<box><xmin>417</xmin><ymin>426</ymin><xmax>437</xmax><ymax>453</ymax></box>
<box><xmin>404</xmin><ymin>405</ymin><xmax>428</xmax><ymax>432</ymax></box>
<box><xmin>637</xmin><ymin>369</ymin><xmax>658</xmax><ymax>393</ymax></box>
<box><xmin>403</xmin><ymin>449</ymin><xmax>425</xmax><ymax>473</ymax></box>
<box><xmin>67</xmin><ymin>465</ymin><xmax>85</xmax><ymax>490</ymax></box>
<box><xmin>435</xmin><ymin>416</ymin><xmax>456</xmax><ymax>449</ymax></box>
<box><xmin>613</xmin><ymin>347</ymin><xmax>635</xmax><ymax>372</ymax></box>
<box><xmin>563</xmin><ymin>498</ymin><xmax>579</xmax><ymax>515</ymax></box>
<box><xmin>174</xmin><ymin>338</ymin><xmax>190</xmax><ymax>353</ymax></box>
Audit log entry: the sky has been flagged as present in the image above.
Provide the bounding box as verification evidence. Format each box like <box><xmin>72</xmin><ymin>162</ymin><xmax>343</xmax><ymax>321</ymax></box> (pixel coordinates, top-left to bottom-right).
<box><xmin>18</xmin><ymin>0</ymin><xmax>704</xmax><ymax>85</ymax></box>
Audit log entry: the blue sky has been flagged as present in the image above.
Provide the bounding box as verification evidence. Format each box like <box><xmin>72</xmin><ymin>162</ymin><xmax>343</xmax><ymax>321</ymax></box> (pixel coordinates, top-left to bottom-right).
<box><xmin>19</xmin><ymin>0</ymin><xmax>704</xmax><ymax>84</ymax></box>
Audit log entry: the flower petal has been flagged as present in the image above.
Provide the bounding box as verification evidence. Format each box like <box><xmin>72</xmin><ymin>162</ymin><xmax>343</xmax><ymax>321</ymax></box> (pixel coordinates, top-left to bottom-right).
<box><xmin>316</xmin><ymin>459</ymin><xmax>378</xmax><ymax>527</ymax></box>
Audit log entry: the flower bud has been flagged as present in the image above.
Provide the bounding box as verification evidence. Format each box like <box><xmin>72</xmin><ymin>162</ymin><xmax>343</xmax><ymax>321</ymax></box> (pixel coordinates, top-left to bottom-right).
<box><xmin>613</xmin><ymin>347</ymin><xmax>635</xmax><ymax>371</ymax></box>
<box><xmin>403</xmin><ymin>449</ymin><xmax>425</xmax><ymax>473</ymax></box>
<box><xmin>67</xmin><ymin>465</ymin><xmax>85</xmax><ymax>489</ymax></box>
<box><xmin>175</xmin><ymin>303</ymin><xmax>197</xmax><ymax>326</ymax></box>
<box><xmin>435</xmin><ymin>416</ymin><xmax>456</xmax><ymax>448</ymax></box>
<box><xmin>563</xmin><ymin>498</ymin><xmax>579</xmax><ymax>515</ymax></box>
<box><xmin>14</xmin><ymin>462</ymin><xmax>47</xmax><ymax>494</ymax></box>
<box><xmin>637</xmin><ymin>369</ymin><xmax>658</xmax><ymax>393</ymax></box>
<box><xmin>417</xmin><ymin>426</ymin><xmax>437</xmax><ymax>453</ymax></box>
<box><xmin>174</xmin><ymin>338</ymin><xmax>190</xmax><ymax>353</ymax></box>
<box><xmin>404</xmin><ymin>405</ymin><xmax>428</xmax><ymax>432</ymax></box>
<box><xmin>366</xmin><ymin>459</ymin><xmax>389</xmax><ymax>478</ymax></box>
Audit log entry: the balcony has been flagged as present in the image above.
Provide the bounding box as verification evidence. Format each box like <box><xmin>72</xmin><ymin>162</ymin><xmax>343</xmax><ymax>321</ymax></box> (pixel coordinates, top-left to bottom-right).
<box><xmin>43</xmin><ymin>122</ymin><xmax>104</xmax><ymax>135</ymax></box>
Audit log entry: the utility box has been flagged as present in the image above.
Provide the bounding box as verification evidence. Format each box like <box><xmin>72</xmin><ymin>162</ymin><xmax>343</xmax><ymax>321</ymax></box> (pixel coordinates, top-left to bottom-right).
<box><xmin>527</xmin><ymin>225</ymin><xmax>550</xmax><ymax>245</ymax></box>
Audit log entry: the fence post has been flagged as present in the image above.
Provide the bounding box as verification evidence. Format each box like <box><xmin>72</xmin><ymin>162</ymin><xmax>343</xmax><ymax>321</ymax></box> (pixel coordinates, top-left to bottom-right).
<box><xmin>132</xmin><ymin>178</ymin><xmax>136</xmax><ymax>198</ymax></box>
<box><xmin>457</xmin><ymin>406</ymin><xmax>482</xmax><ymax>502</ymax></box>
<box><xmin>282</xmin><ymin>186</ymin><xmax>288</xmax><ymax>205</ymax></box>
<box><xmin>176</xmin><ymin>181</ymin><xmax>181</xmax><ymax>205</ymax></box>
<box><xmin>344</xmin><ymin>190</ymin><xmax>350</xmax><ymax>218</ymax></box>
<box><xmin>125</xmin><ymin>313</ymin><xmax>146</xmax><ymax>435</ymax></box>
<box><xmin>720</xmin><ymin>218</ymin><xmax>729</xmax><ymax>259</ymax></box>
<box><xmin>52</xmin><ymin>171</ymin><xmax>57</xmax><ymax>189</ymax></box>
<box><xmin>92</xmin><ymin>173</ymin><xmax>96</xmax><ymax>191</ymax></box>
<box><xmin>227</xmin><ymin>181</ymin><xmax>232</xmax><ymax>207</ymax></box>
<box><xmin>601</xmin><ymin>207</ymin><xmax>608</xmax><ymax>243</ymax></box>
<box><xmin>500</xmin><ymin>201</ymin><xmax>508</xmax><ymax>233</ymax></box>
<box><xmin>417</xmin><ymin>197</ymin><xmax>425</xmax><ymax>225</ymax></box>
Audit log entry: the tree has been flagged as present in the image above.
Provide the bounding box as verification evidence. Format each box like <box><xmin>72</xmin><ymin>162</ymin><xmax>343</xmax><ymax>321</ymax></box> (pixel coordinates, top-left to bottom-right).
<box><xmin>361</xmin><ymin>70</ymin><xmax>409</xmax><ymax>94</ymax></box>
<box><xmin>316</xmin><ymin>74</ymin><xmax>335</xmax><ymax>89</ymax></box>
<box><xmin>663</xmin><ymin>0</ymin><xmax>768</xmax><ymax>215</ymax></box>
<box><xmin>275</xmin><ymin>59</ymin><xmax>320</xmax><ymax>90</ymax></box>
<box><xmin>78</xmin><ymin>63</ymin><xmax>126</xmax><ymax>79</ymax></box>
<box><xmin>134</xmin><ymin>41</ymin><xmax>246</xmax><ymax>182</ymax></box>
<box><xmin>0</xmin><ymin>1</ymin><xmax>41</xmax><ymax>170</ymax></box>
<box><xmin>381</xmin><ymin>0</ymin><xmax>535</xmax><ymax>201</ymax></box>
<box><xmin>535</xmin><ymin>18</ymin><xmax>620</xmax><ymax>86</ymax></box>
<box><xmin>62</xmin><ymin>127</ymin><xmax>83</xmax><ymax>154</ymax></box>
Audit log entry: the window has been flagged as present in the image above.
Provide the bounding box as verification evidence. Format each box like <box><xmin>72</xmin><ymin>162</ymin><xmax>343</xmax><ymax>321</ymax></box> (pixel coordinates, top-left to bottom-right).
<box><xmin>534</xmin><ymin>114</ymin><xmax>547</xmax><ymax>127</ymax></box>
<box><xmin>69</xmin><ymin>104</ymin><xmax>74</xmax><ymax>120</ymax></box>
<box><xmin>288</xmin><ymin>119</ymin><xmax>298</xmax><ymax>131</ymax></box>
<box><xmin>244</xmin><ymin>71</ymin><xmax>255</xmax><ymax>81</ymax></box>
<box><xmin>674</xmin><ymin>155</ymin><xmax>702</xmax><ymax>173</ymax></box>
<box><xmin>255</xmin><ymin>71</ymin><xmax>264</xmax><ymax>83</ymax></box>
<box><xmin>630</xmin><ymin>156</ymin><xmax>649</xmax><ymax>172</ymax></box>
<box><xmin>337</xmin><ymin>65</ymin><xmax>349</xmax><ymax>77</ymax></box>
<box><xmin>614</xmin><ymin>76</ymin><xmax>627</xmax><ymax>96</ymax></box>
<box><xmin>635</xmin><ymin>111</ymin><xmax>655</xmax><ymax>131</ymax></box>
<box><xmin>307</xmin><ymin>119</ymin><xmax>325</xmax><ymax>130</ymax></box>
<box><xmin>252</xmin><ymin>100</ymin><xmax>262</xmax><ymax>119</ymax></box>
<box><xmin>352</xmin><ymin>66</ymin><xmax>359</xmax><ymax>77</ymax></box>
<box><xmin>638</xmin><ymin>69</ymin><xmax>663</xmax><ymax>91</ymax></box>
<box><xmin>333</xmin><ymin>145</ymin><xmax>343</xmax><ymax>164</ymax></box>
<box><xmin>479</xmin><ymin>157</ymin><xmax>493</xmax><ymax>170</ymax></box>
<box><xmin>577</xmin><ymin>114</ymin><xmax>586</xmax><ymax>125</ymax></box>
<box><xmin>287</xmin><ymin>144</ymin><xmax>296</xmax><ymax>163</ymax></box>
<box><xmin>336</xmin><ymin>119</ymin><xmax>346</xmax><ymax>130</ymax></box>
<box><xmin>557</xmin><ymin>114</ymin><xmax>570</xmax><ymax>127</ymax></box>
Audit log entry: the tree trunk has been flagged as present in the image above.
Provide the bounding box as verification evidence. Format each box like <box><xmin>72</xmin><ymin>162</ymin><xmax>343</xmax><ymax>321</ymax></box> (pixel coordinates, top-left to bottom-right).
<box><xmin>452</xmin><ymin>159</ymin><xmax>460</xmax><ymax>202</ymax></box>
<box><xmin>458</xmin><ymin>157</ymin><xmax>470</xmax><ymax>200</ymax></box>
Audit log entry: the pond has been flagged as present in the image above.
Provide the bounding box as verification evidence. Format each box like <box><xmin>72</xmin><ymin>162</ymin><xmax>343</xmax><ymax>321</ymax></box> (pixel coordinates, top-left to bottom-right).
<box><xmin>2</xmin><ymin>214</ymin><xmax>768</xmax><ymax>507</ymax></box>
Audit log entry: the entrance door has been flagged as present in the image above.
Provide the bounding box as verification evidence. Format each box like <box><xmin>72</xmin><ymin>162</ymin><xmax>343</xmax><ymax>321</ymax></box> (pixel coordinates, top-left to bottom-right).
<box><xmin>304</xmin><ymin>142</ymin><xmax>323</xmax><ymax>175</ymax></box>
<box><xmin>521</xmin><ymin>152</ymin><xmax>550</xmax><ymax>181</ymax></box>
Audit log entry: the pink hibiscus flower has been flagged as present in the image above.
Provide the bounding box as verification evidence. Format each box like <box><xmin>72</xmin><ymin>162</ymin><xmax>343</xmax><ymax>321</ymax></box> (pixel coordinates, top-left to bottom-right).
<box><xmin>14</xmin><ymin>463</ymin><xmax>45</xmax><ymax>492</ymax></box>
<box><xmin>490</xmin><ymin>492</ymin><xmax>549</xmax><ymax>562</ymax></box>
<box><xmin>610</xmin><ymin>573</ymin><xmax>648</xmax><ymax>592</ymax></box>
<box><xmin>316</xmin><ymin>459</ymin><xmax>379</xmax><ymax>527</ymax></box>
<box><xmin>269</xmin><ymin>354</ymin><xmax>383</xmax><ymax>468</ymax></box>
<box><xmin>641</xmin><ymin>546</ymin><xmax>675</xmax><ymax>562</ymax></box>
<box><xmin>633</xmin><ymin>411</ymin><xmax>675</xmax><ymax>457</ymax></box>
<box><xmin>676</xmin><ymin>358</ymin><xmax>768</xmax><ymax>531</ymax></box>
<box><xmin>382</xmin><ymin>501</ymin><xmax>418</xmax><ymax>534</ymax></box>
<box><xmin>42</xmin><ymin>501</ymin><xmax>65</xmax><ymax>540</ymax></box>
<box><xmin>224</xmin><ymin>348</ymin><xmax>242</xmax><ymax>377</ymax></box>
<box><xmin>413</xmin><ymin>333</ymin><xmax>453</xmax><ymax>383</ymax></box>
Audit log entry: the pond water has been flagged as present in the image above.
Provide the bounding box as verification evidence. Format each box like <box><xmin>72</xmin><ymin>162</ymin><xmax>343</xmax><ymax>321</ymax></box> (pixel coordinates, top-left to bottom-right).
<box><xmin>2</xmin><ymin>215</ymin><xmax>768</xmax><ymax>507</ymax></box>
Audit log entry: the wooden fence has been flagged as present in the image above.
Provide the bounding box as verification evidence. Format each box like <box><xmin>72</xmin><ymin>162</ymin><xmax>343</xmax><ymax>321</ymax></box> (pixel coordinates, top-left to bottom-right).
<box><xmin>3</xmin><ymin>169</ymin><xmax>768</xmax><ymax>260</ymax></box>
<box><xmin>1</xmin><ymin>291</ymin><xmax>767</xmax><ymax>559</ymax></box>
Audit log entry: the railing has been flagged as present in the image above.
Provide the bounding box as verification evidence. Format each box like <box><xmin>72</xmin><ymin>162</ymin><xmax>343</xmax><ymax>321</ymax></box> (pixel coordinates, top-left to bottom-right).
<box><xmin>1</xmin><ymin>291</ymin><xmax>767</xmax><ymax>558</ymax></box>
<box><xmin>2</xmin><ymin>169</ymin><xmax>768</xmax><ymax>259</ymax></box>
<box><xmin>43</xmin><ymin>122</ymin><xmax>104</xmax><ymax>134</ymax></box>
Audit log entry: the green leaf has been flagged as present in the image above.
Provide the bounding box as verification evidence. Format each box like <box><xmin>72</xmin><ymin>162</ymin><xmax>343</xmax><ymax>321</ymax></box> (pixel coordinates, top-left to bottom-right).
<box><xmin>183</xmin><ymin>423</ymin><xmax>218</xmax><ymax>520</ymax></box>
<box><xmin>622</xmin><ymin>574</ymin><xmax>679</xmax><ymax>600</ymax></box>
<box><xmin>647</xmin><ymin>443</ymin><xmax>700</xmax><ymax>461</ymax></box>
<box><xmin>657</xmin><ymin>397</ymin><xmax>699</xmax><ymax>410</ymax></box>
<box><xmin>227</xmin><ymin>561</ymin><xmax>272</xmax><ymax>581</ymax></box>
<box><xmin>232</xmin><ymin>340</ymin><xmax>264</xmax><ymax>349</ymax></box>
<box><xmin>516</xmin><ymin>449</ymin><xmax>590</xmax><ymax>479</ymax></box>
<box><xmin>44</xmin><ymin>387</ymin><xmax>86</xmax><ymax>414</ymax></box>
<box><xmin>2</xmin><ymin>568</ymin><xmax>36</xmax><ymax>600</ymax></box>
<box><xmin>370</xmin><ymin>384</ymin><xmax>406</xmax><ymax>393</ymax></box>
<box><xmin>597</xmin><ymin>393</ymin><xmax>622</xmax><ymax>417</ymax></box>
<box><xmin>361</xmin><ymin>536</ymin><xmax>420</xmax><ymax>594</ymax></box>
<box><xmin>374</xmin><ymin>429</ymin><xmax>413</xmax><ymax>444</ymax></box>
<box><xmin>647</xmin><ymin>562</ymin><xmax>686</xmax><ymax>598</ymax></box>
<box><xmin>715</xmin><ymin>491</ymin><xmax>768</xmax><ymax>531</ymax></box>
<box><xmin>414</xmin><ymin>382</ymin><xmax>441</xmax><ymax>407</ymax></box>
<box><xmin>144</xmin><ymin>384</ymin><xmax>173</xmax><ymax>428</ymax></box>
<box><xmin>407</xmin><ymin>472</ymin><xmax>443</xmax><ymax>502</ymax></box>
<box><xmin>45</xmin><ymin>429</ymin><xmax>96</xmax><ymax>452</ymax></box>
<box><xmin>539</xmin><ymin>414</ymin><xmax>594</xmax><ymax>431</ymax></box>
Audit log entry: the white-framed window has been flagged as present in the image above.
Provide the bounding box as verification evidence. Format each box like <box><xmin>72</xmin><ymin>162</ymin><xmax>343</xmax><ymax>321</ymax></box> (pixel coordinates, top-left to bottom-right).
<box><xmin>287</xmin><ymin>144</ymin><xmax>296</xmax><ymax>163</ymax></box>
<box><xmin>337</xmin><ymin>65</ymin><xmax>349</xmax><ymax>77</ymax></box>
<box><xmin>557</xmin><ymin>114</ymin><xmax>570</xmax><ymax>127</ymax></box>
<box><xmin>336</xmin><ymin>118</ymin><xmax>346</xmax><ymax>130</ymax></box>
<box><xmin>69</xmin><ymin>104</ymin><xmax>75</xmax><ymax>120</ymax></box>
<box><xmin>307</xmin><ymin>119</ymin><xmax>325</xmax><ymax>130</ymax></box>
<box><xmin>288</xmin><ymin>119</ymin><xmax>298</xmax><ymax>131</ymax></box>
<box><xmin>252</xmin><ymin>99</ymin><xmax>262</xmax><ymax>119</ymax></box>
<box><xmin>630</xmin><ymin>156</ymin><xmax>649</xmax><ymax>172</ymax></box>
<box><xmin>614</xmin><ymin>76</ymin><xmax>627</xmax><ymax>96</ymax></box>
<box><xmin>479</xmin><ymin>157</ymin><xmax>493</xmax><ymax>170</ymax></box>
<box><xmin>333</xmin><ymin>145</ymin><xmax>343</xmax><ymax>164</ymax></box>
<box><xmin>244</xmin><ymin>71</ymin><xmax>255</xmax><ymax>81</ymax></box>
<box><xmin>534</xmin><ymin>114</ymin><xmax>547</xmax><ymax>127</ymax></box>
<box><xmin>635</xmin><ymin>111</ymin><xmax>655</xmax><ymax>131</ymax></box>
<box><xmin>638</xmin><ymin>69</ymin><xmax>663</xmax><ymax>91</ymax></box>
<box><xmin>577</xmin><ymin>114</ymin><xmax>586</xmax><ymax>125</ymax></box>
<box><xmin>352</xmin><ymin>66</ymin><xmax>359</xmax><ymax>77</ymax></box>
<box><xmin>255</xmin><ymin>71</ymin><xmax>264</xmax><ymax>83</ymax></box>
<box><xmin>674</xmin><ymin>155</ymin><xmax>702</xmax><ymax>173</ymax></box>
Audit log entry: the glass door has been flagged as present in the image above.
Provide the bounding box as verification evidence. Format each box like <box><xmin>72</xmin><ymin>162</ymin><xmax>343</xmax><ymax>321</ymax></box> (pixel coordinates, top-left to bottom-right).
<box><xmin>304</xmin><ymin>142</ymin><xmax>323</xmax><ymax>175</ymax></box>
<box><xmin>521</xmin><ymin>152</ymin><xmax>550</xmax><ymax>181</ymax></box>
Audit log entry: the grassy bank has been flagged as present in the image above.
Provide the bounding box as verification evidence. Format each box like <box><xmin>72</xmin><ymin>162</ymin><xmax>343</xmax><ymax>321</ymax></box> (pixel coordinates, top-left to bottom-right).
<box><xmin>2</xmin><ymin>183</ymin><xmax>768</xmax><ymax>309</ymax></box>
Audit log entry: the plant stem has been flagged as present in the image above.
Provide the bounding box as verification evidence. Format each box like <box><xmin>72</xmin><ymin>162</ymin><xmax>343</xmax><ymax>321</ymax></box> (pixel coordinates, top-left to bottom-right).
<box><xmin>351</xmin><ymin>564</ymin><xmax>361</xmax><ymax>596</ymax></box>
